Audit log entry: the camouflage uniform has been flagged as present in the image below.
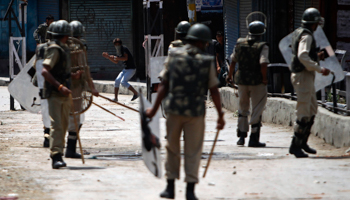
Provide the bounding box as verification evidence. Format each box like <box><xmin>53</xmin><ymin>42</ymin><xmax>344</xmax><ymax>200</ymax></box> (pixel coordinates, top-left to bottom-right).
<box><xmin>167</xmin><ymin>40</ymin><xmax>186</xmax><ymax>54</ymax></box>
<box><xmin>42</xmin><ymin>40</ymin><xmax>71</xmax><ymax>157</ymax></box>
<box><xmin>34</xmin><ymin>23</ymin><xmax>49</xmax><ymax>44</ymax></box>
<box><xmin>232</xmin><ymin>37</ymin><xmax>269</xmax><ymax>136</ymax></box>
<box><xmin>160</xmin><ymin>44</ymin><xmax>218</xmax><ymax>183</ymax></box>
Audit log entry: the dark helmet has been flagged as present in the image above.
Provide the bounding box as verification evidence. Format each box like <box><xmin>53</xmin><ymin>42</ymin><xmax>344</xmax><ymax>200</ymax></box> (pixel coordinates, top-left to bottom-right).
<box><xmin>185</xmin><ymin>23</ymin><xmax>211</xmax><ymax>42</ymax></box>
<box><xmin>47</xmin><ymin>21</ymin><xmax>56</xmax><ymax>35</ymax></box>
<box><xmin>176</xmin><ymin>21</ymin><xmax>191</xmax><ymax>35</ymax></box>
<box><xmin>302</xmin><ymin>8</ymin><xmax>321</xmax><ymax>24</ymax></box>
<box><xmin>248</xmin><ymin>21</ymin><xmax>266</xmax><ymax>35</ymax></box>
<box><xmin>70</xmin><ymin>20</ymin><xmax>85</xmax><ymax>37</ymax></box>
<box><xmin>49</xmin><ymin>20</ymin><xmax>71</xmax><ymax>36</ymax></box>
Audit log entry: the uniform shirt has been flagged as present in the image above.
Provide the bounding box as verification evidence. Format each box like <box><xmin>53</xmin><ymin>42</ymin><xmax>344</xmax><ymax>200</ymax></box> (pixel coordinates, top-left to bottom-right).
<box><xmin>33</xmin><ymin>22</ymin><xmax>49</xmax><ymax>44</ymax></box>
<box><xmin>160</xmin><ymin>48</ymin><xmax>219</xmax><ymax>89</ymax></box>
<box><xmin>161</xmin><ymin>44</ymin><xmax>219</xmax><ymax>116</ymax></box>
<box><xmin>43</xmin><ymin>42</ymin><xmax>70</xmax><ymax>75</ymax></box>
<box><xmin>231</xmin><ymin>44</ymin><xmax>269</xmax><ymax>64</ymax></box>
<box><xmin>298</xmin><ymin>33</ymin><xmax>322</xmax><ymax>73</ymax></box>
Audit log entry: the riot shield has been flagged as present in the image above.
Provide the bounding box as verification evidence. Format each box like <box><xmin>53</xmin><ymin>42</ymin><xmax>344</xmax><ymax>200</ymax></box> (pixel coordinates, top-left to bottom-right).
<box><xmin>8</xmin><ymin>56</ymin><xmax>41</xmax><ymax>113</ymax></box>
<box><xmin>279</xmin><ymin>26</ymin><xmax>345</xmax><ymax>92</ymax></box>
<box><xmin>68</xmin><ymin>37</ymin><xmax>93</xmax><ymax>115</ymax></box>
<box><xmin>139</xmin><ymin>91</ymin><xmax>162</xmax><ymax>178</ymax></box>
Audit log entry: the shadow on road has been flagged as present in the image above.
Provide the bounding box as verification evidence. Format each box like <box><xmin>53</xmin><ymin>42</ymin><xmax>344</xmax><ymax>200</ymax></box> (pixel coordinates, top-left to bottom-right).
<box><xmin>66</xmin><ymin>166</ymin><xmax>106</xmax><ymax>170</ymax></box>
<box><xmin>310</xmin><ymin>155</ymin><xmax>350</xmax><ymax>159</ymax></box>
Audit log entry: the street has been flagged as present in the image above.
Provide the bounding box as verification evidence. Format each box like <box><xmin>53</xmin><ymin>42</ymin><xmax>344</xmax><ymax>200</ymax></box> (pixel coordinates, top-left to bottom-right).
<box><xmin>1</xmin><ymin>86</ymin><xmax>350</xmax><ymax>200</ymax></box>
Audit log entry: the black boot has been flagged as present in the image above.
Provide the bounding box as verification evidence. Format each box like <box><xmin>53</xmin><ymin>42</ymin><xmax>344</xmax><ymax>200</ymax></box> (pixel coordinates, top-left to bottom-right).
<box><xmin>43</xmin><ymin>128</ymin><xmax>50</xmax><ymax>148</ymax></box>
<box><xmin>65</xmin><ymin>132</ymin><xmax>81</xmax><ymax>158</ymax></box>
<box><xmin>301</xmin><ymin>116</ymin><xmax>317</xmax><ymax>154</ymax></box>
<box><xmin>236</xmin><ymin>129</ymin><xmax>247</xmax><ymax>146</ymax></box>
<box><xmin>289</xmin><ymin>134</ymin><xmax>308</xmax><ymax>158</ymax></box>
<box><xmin>186</xmin><ymin>182</ymin><xmax>198</xmax><ymax>200</ymax></box>
<box><xmin>51</xmin><ymin>153</ymin><xmax>67</xmax><ymax>169</ymax></box>
<box><xmin>248</xmin><ymin>122</ymin><xmax>266</xmax><ymax>147</ymax></box>
<box><xmin>160</xmin><ymin>179</ymin><xmax>175</xmax><ymax>199</ymax></box>
<box><xmin>301</xmin><ymin>132</ymin><xmax>317</xmax><ymax>154</ymax></box>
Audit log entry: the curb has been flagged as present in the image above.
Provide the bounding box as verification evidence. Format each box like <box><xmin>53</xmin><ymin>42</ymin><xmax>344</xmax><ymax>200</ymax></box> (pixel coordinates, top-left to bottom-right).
<box><xmin>219</xmin><ymin>87</ymin><xmax>350</xmax><ymax>148</ymax></box>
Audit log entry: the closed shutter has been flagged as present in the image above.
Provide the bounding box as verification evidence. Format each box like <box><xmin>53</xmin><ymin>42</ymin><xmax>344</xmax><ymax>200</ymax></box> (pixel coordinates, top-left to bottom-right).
<box><xmin>239</xmin><ymin>0</ymin><xmax>252</xmax><ymax>37</ymax></box>
<box><xmin>224</xmin><ymin>0</ymin><xmax>239</xmax><ymax>58</ymax></box>
<box><xmin>37</xmin><ymin>0</ymin><xmax>60</xmax><ymax>24</ymax></box>
<box><xmin>69</xmin><ymin>0</ymin><xmax>133</xmax><ymax>73</ymax></box>
<box><xmin>294</xmin><ymin>0</ymin><xmax>313</xmax><ymax>29</ymax></box>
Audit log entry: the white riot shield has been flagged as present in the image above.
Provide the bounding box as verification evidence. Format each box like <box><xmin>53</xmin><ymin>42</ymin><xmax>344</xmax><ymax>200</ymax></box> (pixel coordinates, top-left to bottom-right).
<box><xmin>279</xmin><ymin>26</ymin><xmax>345</xmax><ymax>92</ymax></box>
<box><xmin>35</xmin><ymin>59</ymin><xmax>50</xmax><ymax>127</ymax></box>
<box><xmin>8</xmin><ymin>55</ymin><xmax>41</xmax><ymax>113</ymax></box>
<box><xmin>139</xmin><ymin>93</ymin><xmax>162</xmax><ymax>178</ymax></box>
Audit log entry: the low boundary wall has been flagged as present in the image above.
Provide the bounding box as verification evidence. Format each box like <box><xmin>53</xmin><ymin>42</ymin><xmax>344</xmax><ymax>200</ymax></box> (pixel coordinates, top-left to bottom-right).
<box><xmin>219</xmin><ymin>87</ymin><xmax>350</xmax><ymax>148</ymax></box>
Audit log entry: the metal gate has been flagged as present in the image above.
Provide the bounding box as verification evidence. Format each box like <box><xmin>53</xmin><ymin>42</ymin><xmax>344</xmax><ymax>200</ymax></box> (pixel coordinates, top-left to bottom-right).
<box><xmin>294</xmin><ymin>0</ymin><xmax>319</xmax><ymax>29</ymax></box>
<box><xmin>37</xmin><ymin>0</ymin><xmax>60</xmax><ymax>24</ymax></box>
<box><xmin>224</xmin><ymin>0</ymin><xmax>239</xmax><ymax>59</ymax></box>
<box><xmin>239</xmin><ymin>0</ymin><xmax>252</xmax><ymax>37</ymax></box>
<box><xmin>69</xmin><ymin>0</ymin><xmax>133</xmax><ymax>74</ymax></box>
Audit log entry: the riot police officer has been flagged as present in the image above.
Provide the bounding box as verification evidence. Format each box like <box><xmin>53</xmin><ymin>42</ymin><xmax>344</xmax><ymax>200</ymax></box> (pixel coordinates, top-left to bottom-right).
<box><xmin>226</xmin><ymin>19</ymin><xmax>269</xmax><ymax>147</ymax></box>
<box><xmin>42</xmin><ymin>20</ymin><xmax>82</xmax><ymax>169</ymax></box>
<box><xmin>146</xmin><ymin>23</ymin><xmax>225</xmax><ymax>200</ymax></box>
<box><xmin>65</xmin><ymin>21</ymin><xmax>99</xmax><ymax>159</ymax></box>
<box><xmin>34</xmin><ymin>21</ymin><xmax>56</xmax><ymax>148</ymax></box>
<box><xmin>289</xmin><ymin>8</ymin><xmax>330</xmax><ymax>158</ymax></box>
<box><xmin>168</xmin><ymin>21</ymin><xmax>191</xmax><ymax>54</ymax></box>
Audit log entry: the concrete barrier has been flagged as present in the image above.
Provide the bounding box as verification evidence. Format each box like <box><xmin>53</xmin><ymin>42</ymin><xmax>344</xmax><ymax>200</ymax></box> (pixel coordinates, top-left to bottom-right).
<box><xmin>92</xmin><ymin>80</ymin><xmax>147</xmax><ymax>96</ymax></box>
<box><xmin>219</xmin><ymin>87</ymin><xmax>350</xmax><ymax>148</ymax></box>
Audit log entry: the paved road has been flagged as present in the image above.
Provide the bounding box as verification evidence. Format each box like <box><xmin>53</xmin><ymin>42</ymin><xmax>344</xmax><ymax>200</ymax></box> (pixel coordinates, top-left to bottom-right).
<box><xmin>1</xmin><ymin>86</ymin><xmax>350</xmax><ymax>200</ymax></box>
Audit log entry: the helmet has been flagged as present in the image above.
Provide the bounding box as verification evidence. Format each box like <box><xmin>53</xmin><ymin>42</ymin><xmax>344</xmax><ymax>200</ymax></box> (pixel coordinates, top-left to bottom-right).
<box><xmin>70</xmin><ymin>20</ymin><xmax>85</xmax><ymax>37</ymax></box>
<box><xmin>49</xmin><ymin>20</ymin><xmax>71</xmax><ymax>36</ymax></box>
<box><xmin>302</xmin><ymin>8</ymin><xmax>321</xmax><ymax>24</ymax></box>
<box><xmin>248</xmin><ymin>21</ymin><xmax>266</xmax><ymax>35</ymax></box>
<box><xmin>176</xmin><ymin>21</ymin><xmax>191</xmax><ymax>35</ymax></box>
<box><xmin>47</xmin><ymin>21</ymin><xmax>56</xmax><ymax>35</ymax></box>
<box><xmin>185</xmin><ymin>23</ymin><xmax>211</xmax><ymax>42</ymax></box>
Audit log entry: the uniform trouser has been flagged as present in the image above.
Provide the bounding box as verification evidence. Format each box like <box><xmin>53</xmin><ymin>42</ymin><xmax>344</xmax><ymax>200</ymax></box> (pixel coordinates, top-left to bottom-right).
<box><xmin>48</xmin><ymin>92</ymin><xmax>71</xmax><ymax>156</ymax></box>
<box><xmin>291</xmin><ymin>70</ymin><xmax>318</xmax><ymax>127</ymax></box>
<box><xmin>237</xmin><ymin>84</ymin><xmax>267</xmax><ymax>132</ymax></box>
<box><xmin>40</xmin><ymin>99</ymin><xmax>50</xmax><ymax>128</ymax></box>
<box><xmin>165</xmin><ymin>114</ymin><xmax>205</xmax><ymax>183</ymax></box>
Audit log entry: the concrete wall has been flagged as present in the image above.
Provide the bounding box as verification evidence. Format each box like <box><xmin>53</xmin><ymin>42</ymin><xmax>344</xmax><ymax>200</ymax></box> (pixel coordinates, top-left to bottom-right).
<box><xmin>219</xmin><ymin>87</ymin><xmax>350</xmax><ymax>148</ymax></box>
<box><xmin>93</xmin><ymin>80</ymin><xmax>147</xmax><ymax>96</ymax></box>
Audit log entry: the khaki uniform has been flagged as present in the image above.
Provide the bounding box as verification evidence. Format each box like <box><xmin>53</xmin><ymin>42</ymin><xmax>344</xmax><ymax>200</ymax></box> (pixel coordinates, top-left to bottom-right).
<box><xmin>160</xmin><ymin>44</ymin><xmax>218</xmax><ymax>183</ymax></box>
<box><xmin>43</xmin><ymin>41</ymin><xmax>71</xmax><ymax>157</ymax></box>
<box><xmin>291</xmin><ymin>32</ymin><xmax>322</xmax><ymax>122</ymax></box>
<box><xmin>231</xmin><ymin>37</ymin><xmax>269</xmax><ymax>133</ymax></box>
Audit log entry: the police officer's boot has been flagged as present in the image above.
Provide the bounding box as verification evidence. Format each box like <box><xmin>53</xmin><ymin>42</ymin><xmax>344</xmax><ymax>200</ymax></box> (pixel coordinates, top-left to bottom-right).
<box><xmin>43</xmin><ymin>128</ymin><xmax>50</xmax><ymax>148</ymax></box>
<box><xmin>237</xmin><ymin>129</ymin><xmax>247</xmax><ymax>146</ymax></box>
<box><xmin>301</xmin><ymin>116</ymin><xmax>317</xmax><ymax>154</ymax></box>
<box><xmin>302</xmin><ymin>132</ymin><xmax>317</xmax><ymax>154</ymax></box>
<box><xmin>186</xmin><ymin>182</ymin><xmax>198</xmax><ymax>200</ymax></box>
<box><xmin>51</xmin><ymin>153</ymin><xmax>67</xmax><ymax>169</ymax></box>
<box><xmin>160</xmin><ymin>179</ymin><xmax>175</xmax><ymax>199</ymax></box>
<box><xmin>248</xmin><ymin>122</ymin><xmax>266</xmax><ymax>147</ymax></box>
<box><xmin>289</xmin><ymin>133</ymin><xmax>308</xmax><ymax>158</ymax></box>
<box><xmin>65</xmin><ymin>132</ymin><xmax>81</xmax><ymax>158</ymax></box>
